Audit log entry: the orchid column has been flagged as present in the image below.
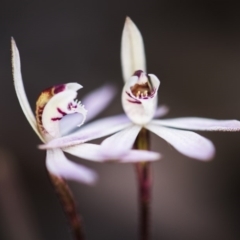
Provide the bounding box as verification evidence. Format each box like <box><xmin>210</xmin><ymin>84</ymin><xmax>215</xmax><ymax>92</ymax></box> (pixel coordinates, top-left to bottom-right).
<box><xmin>121</xmin><ymin>17</ymin><xmax>152</xmax><ymax>240</ymax></box>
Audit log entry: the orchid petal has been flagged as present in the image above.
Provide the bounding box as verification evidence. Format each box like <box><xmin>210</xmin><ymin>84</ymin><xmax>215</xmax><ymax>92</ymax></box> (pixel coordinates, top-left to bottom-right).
<box><xmin>65</xmin><ymin>82</ymin><xmax>83</xmax><ymax>91</ymax></box>
<box><xmin>153</xmin><ymin>117</ymin><xmax>240</xmax><ymax>132</ymax></box>
<box><xmin>82</xmin><ymin>84</ymin><xmax>117</xmax><ymax>122</ymax></box>
<box><xmin>46</xmin><ymin>149</ymin><xmax>97</xmax><ymax>184</ymax></box>
<box><xmin>101</xmin><ymin>124</ymin><xmax>141</xmax><ymax>157</ymax></box>
<box><xmin>59</xmin><ymin>113</ymin><xmax>85</xmax><ymax>136</ymax></box>
<box><xmin>146</xmin><ymin>123</ymin><xmax>215</xmax><ymax>161</ymax></box>
<box><xmin>39</xmin><ymin>114</ymin><xmax>131</xmax><ymax>149</ymax></box>
<box><xmin>119</xmin><ymin>150</ymin><xmax>161</xmax><ymax>163</ymax></box>
<box><xmin>121</xmin><ymin>17</ymin><xmax>146</xmax><ymax>82</ymax></box>
<box><xmin>11</xmin><ymin>38</ymin><xmax>44</xmax><ymax>142</ymax></box>
<box><xmin>64</xmin><ymin>143</ymin><xmax>160</xmax><ymax>163</ymax></box>
<box><xmin>64</xmin><ymin>144</ymin><xmax>107</xmax><ymax>162</ymax></box>
<box><xmin>154</xmin><ymin>105</ymin><xmax>169</xmax><ymax>119</ymax></box>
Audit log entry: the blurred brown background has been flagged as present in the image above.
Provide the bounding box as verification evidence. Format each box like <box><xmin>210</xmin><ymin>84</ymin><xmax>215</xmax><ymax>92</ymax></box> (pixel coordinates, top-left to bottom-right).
<box><xmin>0</xmin><ymin>0</ymin><xmax>240</xmax><ymax>239</ymax></box>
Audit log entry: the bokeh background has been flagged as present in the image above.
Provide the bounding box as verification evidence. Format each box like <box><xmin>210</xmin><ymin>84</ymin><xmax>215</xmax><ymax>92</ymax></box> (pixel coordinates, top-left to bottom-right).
<box><xmin>0</xmin><ymin>1</ymin><xmax>240</xmax><ymax>239</ymax></box>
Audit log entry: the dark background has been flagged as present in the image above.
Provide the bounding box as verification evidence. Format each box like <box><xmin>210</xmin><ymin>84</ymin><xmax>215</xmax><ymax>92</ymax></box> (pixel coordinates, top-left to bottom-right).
<box><xmin>0</xmin><ymin>1</ymin><xmax>240</xmax><ymax>240</ymax></box>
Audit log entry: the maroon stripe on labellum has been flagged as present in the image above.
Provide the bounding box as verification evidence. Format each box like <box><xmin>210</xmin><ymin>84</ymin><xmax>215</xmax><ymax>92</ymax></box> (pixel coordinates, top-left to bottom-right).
<box><xmin>54</xmin><ymin>84</ymin><xmax>66</xmax><ymax>94</ymax></box>
<box><xmin>126</xmin><ymin>91</ymin><xmax>135</xmax><ymax>99</ymax></box>
<box><xmin>51</xmin><ymin>117</ymin><xmax>62</xmax><ymax>121</ymax></box>
<box><xmin>127</xmin><ymin>99</ymin><xmax>142</xmax><ymax>104</ymax></box>
<box><xmin>68</xmin><ymin>103</ymin><xmax>72</xmax><ymax>110</ymax></box>
<box><xmin>149</xmin><ymin>88</ymin><xmax>156</xmax><ymax>98</ymax></box>
<box><xmin>133</xmin><ymin>70</ymin><xmax>144</xmax><ymax>77</ymax></box>
<box><xmin>126</xmin><ymin>91</ymin><xmax>141</xmax><ymax>103</ymax></box>
<box><xmin>68</xmin><ymin>102</ymin><xmax>78</xmax><ymax>110</ymax></box>
<box><xmin>57</xmin><ymin>108</ymin><xmax>67</xmax><ymax>116</ymax></box>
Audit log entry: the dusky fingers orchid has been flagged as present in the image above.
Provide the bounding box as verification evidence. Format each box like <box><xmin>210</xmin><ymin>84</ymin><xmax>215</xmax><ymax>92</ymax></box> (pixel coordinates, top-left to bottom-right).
<box><xmin>11</xmin><ymin>37</ymin><xmax>159</xmax><ymax>240</ymax></box>
<box><xmin>11</xmin><ymin>38</ymin><xmax>160</xmax><ymax>184</ymax></box>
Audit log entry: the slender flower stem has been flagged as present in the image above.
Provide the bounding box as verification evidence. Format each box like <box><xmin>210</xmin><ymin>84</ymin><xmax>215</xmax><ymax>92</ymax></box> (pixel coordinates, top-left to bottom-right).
<box><xmin>49</xmin><ymin>173</ymin><xmax>85</xmax><ymax>240</ymax></box>
<box><xmin>134</xmin><ymin>128</ymin><xmax>152</xmax><ymax>240</ymax></box>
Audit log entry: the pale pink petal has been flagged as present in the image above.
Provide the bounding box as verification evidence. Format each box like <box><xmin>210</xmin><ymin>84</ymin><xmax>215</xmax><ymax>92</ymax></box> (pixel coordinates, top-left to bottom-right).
<box><xmin>11</xmin><ymin>38</ymin><xmax>44</xmax><ymax>142</ymax></box>
<box><xmin>65</xmin><ymin>82</ymin><xmax>83</xmax><ymax>91</ymax></box>
<box><xmin>154</xmin><ymin>105</ymin><xmax>169</xmax><ymax>119</ymax></box>
<box><xmin>82</xmin><ymin>84</ymin><xmax>117</xmax><ymax>122</ymax></box>
<box><xmin>121</xmin><ymin>17</ymin><xmax>146</xmax><ymax>82</ymax></box>
<box><xmin>59</xmin><ymin>113</ymin><xmax>85</xmax><ymax>136</ymax></box>
<box><xmin>101</xmin><ymin>124</ymin><xmax>141</xmax><ymax>157</ymax></box>
<box><xmin>153</xmin><ymin>117</ymin><xmax>240</xmax><ymax>131</ymax></box>
<box><xmin>64</xmin><ymin>143</ymin><xmax>160</xmax><ymax>163</ymax></box>
<box><xmin>46</xmin><ymin>149</ymin><xmax>97</xmax><ymax>184</ymax></box>
<box><xmin>119</xmin><ymin>150</ymin><xmax>161</xmax><ymax>163</ymax></box>
<box><xmin>39</xmin><ymin>114</ymin><xmax>131</xmax><ymax>149</ymax></box>
<box><xmin>145</xmin><ymin>123</ymin><xmax>215</xmax><ymax>161</ymax></box>
<box><xmin>64</xmin><ymin>143</ymin><xmax>108</xmax><ymax>162</ymax></box>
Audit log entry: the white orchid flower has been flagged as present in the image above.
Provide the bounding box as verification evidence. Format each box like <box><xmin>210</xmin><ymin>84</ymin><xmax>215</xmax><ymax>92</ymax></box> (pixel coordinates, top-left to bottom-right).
<box><xmin>40</xmin><ymin>17</ymin><xmax>240</xmax><ymax>162</ymax></box>
<box><xmin>11</xmin><ymin>38</ymin><xmax>161</xmax><ymax>185</ymax></box>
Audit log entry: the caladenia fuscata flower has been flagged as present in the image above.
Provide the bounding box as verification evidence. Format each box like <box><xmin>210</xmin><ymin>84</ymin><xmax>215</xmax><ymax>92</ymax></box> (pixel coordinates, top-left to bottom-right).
<box><xmin>11</xmin><ymin>38</ymin><xmax>160</xmax><ymax>183</ymax></box>
<box><xmin>11</xmin><ymin>37</ymin><xmax>160</xmax><ymax>240</ymax></box>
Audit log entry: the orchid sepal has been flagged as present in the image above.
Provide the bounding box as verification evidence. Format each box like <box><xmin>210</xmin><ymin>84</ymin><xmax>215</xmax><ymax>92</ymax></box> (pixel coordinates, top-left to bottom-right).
<box><xmin>11</xmin><ymin>38</ymin><xmax>44</xmax><ymax>142</ymax></box>
<box><xmin>64</xmin><ymin>143</ymin><xmax>161</xmax><ymax>163</ymax></box>
<box><xmin>46</xmin><ymin>149</ymin><xmax>97</xmax><ymax>184</ymax></box>
<box><xmin>121</xmin><ymin>17</ymin><xmax>146</xmax><ymax>82</ymax></box>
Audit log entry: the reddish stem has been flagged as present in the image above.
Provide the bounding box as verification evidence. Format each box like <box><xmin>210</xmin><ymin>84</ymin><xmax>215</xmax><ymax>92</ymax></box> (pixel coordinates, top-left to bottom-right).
<box><xmin>134</xmin><ymin>128</ymin><xmax>152</xmax><ymax>240</ymax></box>
<box><xmin>49</xmin><ymin>173</ymin><xmax>85</xmax><ymax>240</ymax></box>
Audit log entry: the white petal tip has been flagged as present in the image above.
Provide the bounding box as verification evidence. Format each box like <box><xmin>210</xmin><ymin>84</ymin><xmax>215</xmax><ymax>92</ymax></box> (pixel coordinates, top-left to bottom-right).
<box><xmin>83</xmin><ymin>174</ymin><xmax>98</xmax><ymax>186</ymax></box>
<box><xmin>66</xmin><ymin>170</ymin><xmax>98</xmax><ymax>185</ymax></box>
<box><xmin>103</xmin><ymin>83</ymin><xmax>117</xmax><ymax>93</ymax></box>
<box><xmin>11</xmin><ymin>37</ymin><xmax>15</xmax><ymax>45</ymax></box>
<box><xmin>11</xmin><ymin>38</ymin><xmax>18</xmax><ymax>58</ymax></box>
<box><xmin>154</xmin><ymin>105</ymin><xmax>169</xmax><ymax>118</ymax></box>
<box><xmin>11</xmin><ymin>38</ymin><xmax>19</xmax><ymax>58</ymax></box>
<box><xmin>185</xmin><ymin>142</ymin><xmax>215</xmax><ymax>162</ymax></box>
<box><xmin>66</xmin><ymin>82</ymin><xmax>83</xmax><ymax>91</ymax></box>
<box><xmin>199</xmin><ymin>150</ymin><xmax>215</xmax><ymax>162</ymax></box>
<box><xmin>125</xmin><ymin>16</ymin><xmax>132</xmax><ymax>24</ymax></box>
